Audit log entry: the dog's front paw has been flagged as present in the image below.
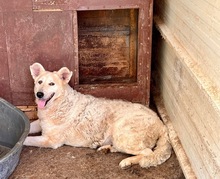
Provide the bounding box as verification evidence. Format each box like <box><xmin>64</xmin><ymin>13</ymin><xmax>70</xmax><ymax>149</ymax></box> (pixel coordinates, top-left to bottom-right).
<box><xmin>119</xmin><ymin>158</ymin><xmax>132</xmax><ymax>169</ymax></box>
<box><xmin>23</xmin><ymin>136</ymin><xmax>61</xmax><ymax>149</ymax></box>
<box><xmin>23</xmin><ymin>137</ymin><xmax>32</xmax><ymax>146</ymax></box>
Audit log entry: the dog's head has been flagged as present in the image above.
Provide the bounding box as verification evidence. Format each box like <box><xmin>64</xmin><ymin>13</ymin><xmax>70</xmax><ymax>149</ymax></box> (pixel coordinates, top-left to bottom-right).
<box><xmin>30</xmin><ymin>63</ymin><xmax>73</xmax><ymax>109</ymax></box>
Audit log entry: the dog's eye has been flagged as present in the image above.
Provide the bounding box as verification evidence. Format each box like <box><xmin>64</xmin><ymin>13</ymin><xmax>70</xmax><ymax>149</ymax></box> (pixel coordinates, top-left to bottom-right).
<box><xmin>38</xmin><ymin>80</ymin><xmax>43</xmax><ymax>84</ymax></box>
<box><xmin>49</xmin><ymin>82</ymin><xmax>55</xmax><ymax>86</ymax></box>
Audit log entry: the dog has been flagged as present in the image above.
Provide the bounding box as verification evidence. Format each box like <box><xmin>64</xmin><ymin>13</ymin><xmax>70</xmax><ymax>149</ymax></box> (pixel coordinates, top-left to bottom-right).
<box><xmin>24</xmin><ymin>62</ymin><xmax>171</xmax><ymax>169</ymax></box>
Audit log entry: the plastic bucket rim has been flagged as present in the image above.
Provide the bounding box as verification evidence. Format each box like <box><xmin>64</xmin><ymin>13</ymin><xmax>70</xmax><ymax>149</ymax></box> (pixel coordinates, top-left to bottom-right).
<box><xmin>0</xmin><ymin>97</ymin><xmax>30</xmax><ymax>162</ymax></box>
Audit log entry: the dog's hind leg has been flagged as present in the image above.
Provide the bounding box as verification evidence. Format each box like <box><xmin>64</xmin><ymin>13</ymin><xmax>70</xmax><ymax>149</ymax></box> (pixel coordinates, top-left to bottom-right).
<box><xmin>139</xmin><ymin>129</ymin><xmax>171</xmax><ymax>168</ymax></box>
<box><xmin>119</xmin><ymin>155</ymin><xmax>143</xmax><ymax>169</ymax></box>
<box><xmin>119</xmin><ymin>128</ymin><xmax>171</xmax><ymax>169</ymax></box>
<box><xmin>119</xmin><ymin>148</ymin><xmax>153</xmax><ymax>169</ymax></box>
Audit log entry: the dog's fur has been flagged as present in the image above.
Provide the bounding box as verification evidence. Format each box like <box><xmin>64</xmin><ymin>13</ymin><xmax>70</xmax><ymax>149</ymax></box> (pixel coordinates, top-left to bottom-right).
<box><xmin>24</xmin><ymin>63</ymin><xmax>171</xmax><ymax>169</ymax></box>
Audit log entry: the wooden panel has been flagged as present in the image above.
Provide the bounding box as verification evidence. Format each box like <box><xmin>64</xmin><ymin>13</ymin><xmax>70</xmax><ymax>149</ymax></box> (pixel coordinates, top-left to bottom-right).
<box><xmin>153</xmin><ymin>16</ymin><xmax>220</xmax><ymax>178</ymax></box>
<box><xmin>152</xmin><ymin>90</ymin><xmax>196</xmax><ymax>179</ymax></box>
<box><xmin>154</xmin><ymin>0</ymin><xmax>220</xmax><ymax>177</ymax></box>
<box><xmin>78</xmin><ymin>9</ymin><xmax>137</xmax><ymax>84</ymax></box>
<box><xmin>3</xmin><ymin>11</ymin><xmax>74</xmax><ymax>105</ymax></box>
<box><xmin>154</xmin><ymin>0</ymin><xmax>220</xmax><ymax>91</ymax></box>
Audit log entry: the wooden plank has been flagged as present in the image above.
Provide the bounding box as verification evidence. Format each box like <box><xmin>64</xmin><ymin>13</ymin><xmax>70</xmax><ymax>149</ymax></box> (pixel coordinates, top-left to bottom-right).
<box><xmin>183</xmin><ymin>0</ymin><xmax>220</xmax><ymax>29</ymax></box>
<box><xmin>154</xmin><ymin>5</ymin><xmax>220</xmax><ymax>106</ymax></box>
<box><xmin>159</xmin><ymin>42</ymin><xmax>220</xmax><ymax>147</ymax></box>
<box><xmin>154</xmin><ymin>43</ymin><xmax>212</xmax><ymax>178</ymax></box>
<box><xmin>161</xmin><ymin>46</ymin><xmax>220</xmax><ymax>170</ymax></box>
<box><xmin>154</xmin><ymin>16</ymin><xmax>220</xmax><ymax>178</ymax></box>
<box><xmin>152</xmin><ymin>90</ymin><xmax>196</xmax><ymax>179</ymax></box>
<box><xmin>161</xmin><ymin>78</ymin><xmax>211</xmax><ymax>179</ymax></box>
<box><xmin>154</xmin><ymin>0</ymin><xmax>220</xmax><ymax>90</ymax></box>
<box><xmin>17</xmin><ymin>106</ymin><xmax>37</xmax><ymax>121</ymax></box>
<box><xmin>204</xmin><ymin>0</ymin><xmax>220</xmax><ymax>9</ymax></box>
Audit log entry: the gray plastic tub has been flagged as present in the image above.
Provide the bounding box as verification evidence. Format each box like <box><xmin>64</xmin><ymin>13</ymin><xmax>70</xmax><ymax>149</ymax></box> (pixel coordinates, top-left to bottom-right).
<box><xmin>0</xmin><ymin>98</ymin><xmax>30</xmax><ymax>179</ymax></box>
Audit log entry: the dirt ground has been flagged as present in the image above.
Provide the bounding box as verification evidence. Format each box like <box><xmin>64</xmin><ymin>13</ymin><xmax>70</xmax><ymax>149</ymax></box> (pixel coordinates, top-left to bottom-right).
<box><xmin>10</xmin><ymin>146</ymin><xmax>185</xmax><ymax>179</ymax></box>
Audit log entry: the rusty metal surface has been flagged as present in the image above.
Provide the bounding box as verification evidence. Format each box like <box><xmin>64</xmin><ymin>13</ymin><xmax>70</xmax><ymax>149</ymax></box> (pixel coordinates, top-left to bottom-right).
<box><xmin>0</xmin><ymin>12</ymin><xmax>11</xmax><ymax>103</ymax></box>
<box><xmin>0</xmin><ymin>0</ymin><xmax>153</xmax><ymax>106</ymax></box>
<box><xmin>3</xmin><ymin>10</ymin><xmax>74</xmax><ymax>105</ymax></box>
<box><xmin>32</xmin><ymin>0</ymin><xmax>150</xmax><ymax>11</ymax></box>
<box><xmin>78</xmin><ymin>9</ymin><xmax>137</xmax><ymax>84</ymax></box>
<box><xmin>137</xmin><ymin>1</ymin><xmax>153</xmax><ymax>105</ymax></box>
<box><xmin>76</xmin><ymin>84</ymin><xmax>142</xmax><ymax>103</ymax></box>
<box><xmin>0</xmin><ymin>0</ymin><xmax>32</xmax><ymax>12</ymax></box>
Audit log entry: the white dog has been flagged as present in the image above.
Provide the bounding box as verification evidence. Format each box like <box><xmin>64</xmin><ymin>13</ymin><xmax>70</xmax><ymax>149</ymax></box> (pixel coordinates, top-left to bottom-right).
<box><xmin>24</xmin><ymin>63</ymin><xmax>171</xmax><ymax>169</ymax></box>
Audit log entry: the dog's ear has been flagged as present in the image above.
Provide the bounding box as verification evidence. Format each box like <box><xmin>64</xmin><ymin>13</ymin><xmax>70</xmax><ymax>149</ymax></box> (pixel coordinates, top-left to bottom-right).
<box><xmin>30</xmin><ymin>63</ymin><xmax>45</xmax><ymax>80</ymax></box>
<box><xmin>57</xmin><ymin>67</ymin><xmax>73</xmax><ymax>84</ymax></box>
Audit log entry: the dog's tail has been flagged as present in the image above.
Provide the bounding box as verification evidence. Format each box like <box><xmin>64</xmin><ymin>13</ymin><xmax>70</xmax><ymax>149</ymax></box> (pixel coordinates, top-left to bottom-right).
<box><xmin>139</xmin><ymin>127</ymin><xmax>172</xmax><ymax>168</ymax></box>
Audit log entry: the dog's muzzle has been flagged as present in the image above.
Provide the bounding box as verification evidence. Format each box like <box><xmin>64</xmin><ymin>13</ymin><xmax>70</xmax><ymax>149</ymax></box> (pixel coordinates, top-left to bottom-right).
<box><xmin>36</xmin><ymin>92</ymin><xmax>55</xmax><ymax>109</ymax></box>
<box><xmin>37</xmin><ymin>92</ymin><xmax>44</xmax><ymax>99</ymax></box>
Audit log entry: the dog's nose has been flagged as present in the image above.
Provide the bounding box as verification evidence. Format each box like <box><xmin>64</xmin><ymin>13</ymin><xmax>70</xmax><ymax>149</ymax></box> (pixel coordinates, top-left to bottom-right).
<box><xmin>36</xmin><ymin>92</ymin><xmax>44</xmax><ymax>98</ymax></box>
